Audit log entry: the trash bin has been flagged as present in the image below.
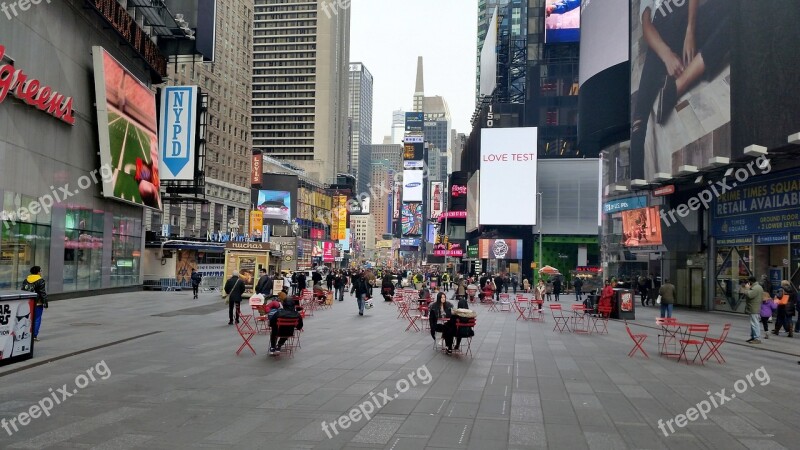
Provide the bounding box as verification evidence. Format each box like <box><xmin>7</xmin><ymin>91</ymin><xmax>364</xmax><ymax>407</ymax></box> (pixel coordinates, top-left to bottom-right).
<box><xmin>0</xmin><ymin>290</ymin><xmax>38</xmax><ymax>367</ymax></box>
<box><xmin>611</xmin><ymin>289</ymin><xmax>635</xmax><ymax>320</ymax></box>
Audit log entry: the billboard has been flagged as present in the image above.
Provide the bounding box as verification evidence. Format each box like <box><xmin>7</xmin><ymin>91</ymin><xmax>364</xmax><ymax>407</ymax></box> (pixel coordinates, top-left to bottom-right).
<box><xmin>403</xmin><ymin>142</ymin><xmax>424</xmax><ymax>161</ymax></box>
<box><xmin>449</xmin><ymin>171</ymin><xmax>469</xmax><ymax>211</ymax></box>
<box><xmin>621</xmin><ymin>207</ymin><xmax>663</xmax><ymax>247</ymax></box>
<box><xmin>249</xmin><ymin>210</ymin><xmax>263</xmax><ymax>240</ymax></box>
<box><xmin>545</xmin><ymin>0</ymin><xmax>580</xmax><ymax>43</ymax></box>
<box><xmin>579</xmin><ymin>0</ymin><xmax>629</xmax><ymax>85</ymax></box>
<box><xmin>251</xmin><ymin>154</ymin><xmax>262</xmax><ymax>185</ymax></box>
<box><xmin>401</xmin><ymin>202</ymin><xmax>423</xmax><ymax>236</ymax></box>
<box><xmin>92</xmin><ymin>47</ymin><xmax>162</xmax><ymax>210</ymax></box>
<box><xmin>256</xmin><ymin>190</ymin><xmax>291</xmax><ymax>223</ymax></box>
<box><xmin>630</xmin><ymin>0</ymin><xmax>731</xmax><ymax>182</ymax></box>
<box><xmin>466</xmin><ymin>171</ymin><xmax>480</xmax><ymax>232</ymax></box>
<box><xmin>158</xmin><ymin>86</ymin><xmax>198</xmax><ymax>180</ymax></box>
<box><xmin>405</xmin><ymin>112</ymin><xmax>423</xmax><ymax>132</ymax></box>
<box><xmin>479</xmin><ymin>128</ymin><xmax>537</xmax><ymax>226</ymax></box>
<box><xmin>393</xmin><ymin>183</ymin><xmax>401</xmax><ymax>220</ymax></box>
<box><xmin>479</xmin><ymin>239</ymin><xmax>524</xmax><ymax>260</ymax></box>
<box><xmin>323</xmin><ymin>241</ymin><xmax>335</xmax><ymax>263</ymax></box>
<box><xmin>430</xmin><ymin>182</ymin><xmax>444</xmax><ymax>219</ymax></box>
<box><xmin>403</xmin><ymin>170</ymin><xmax>424</xmax><ymax>202</ymax></box>
<box><xmin>0</xmin><ymin>297</ymin><xmax>35</xmax><ymax>364</ymax></box>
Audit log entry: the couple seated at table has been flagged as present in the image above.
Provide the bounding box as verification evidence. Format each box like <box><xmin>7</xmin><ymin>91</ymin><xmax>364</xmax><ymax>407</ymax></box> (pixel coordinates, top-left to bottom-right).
<box><xmin>312</xmin><ymin>282</ymin><xmax>331</xmax><ymax>304</ymax></box>
<box><xmin>269</xmin><ymin>299</ymin><xmax>304</xmax><ymax>355</ymax></box>
<box><xmin>428</xmin><ymin>293</ymin><xmax>476</xmax><ymax>355</ymax></box>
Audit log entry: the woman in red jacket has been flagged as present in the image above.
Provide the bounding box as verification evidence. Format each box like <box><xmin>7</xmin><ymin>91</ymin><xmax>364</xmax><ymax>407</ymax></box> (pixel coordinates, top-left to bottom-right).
<box><xmin>598</xmin><ymin>279</ymin><xmax>615</xmax><ymax>312</ymax></box>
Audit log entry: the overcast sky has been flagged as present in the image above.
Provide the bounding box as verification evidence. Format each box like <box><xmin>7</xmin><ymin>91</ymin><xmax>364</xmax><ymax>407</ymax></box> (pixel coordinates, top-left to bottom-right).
<box><xmin>349</xmin><ymin>0</ymin><xmax>478</xmax><ymax>143</ymax></box>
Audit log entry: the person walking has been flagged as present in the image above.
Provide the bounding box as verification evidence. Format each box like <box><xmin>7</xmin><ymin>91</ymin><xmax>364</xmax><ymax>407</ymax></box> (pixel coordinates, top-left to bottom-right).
<box><xmin>545</xmin><ymin>280</ymin><xmax>553</xmax><ymax>302</ymax></box>
<box><xmin>658</xmin><ymin>278</ymin><xmax>676</xmax><ymax>318</ymax></box>
<box><xmin>573</xmin><ymin>277</ymin><xmax>583</xmax><ymax>302</ymax></box>
<box><xmin>553</xmin><ymin>277</ymin><xmax>562</xmax><ymax>302</ymax></box>
<box><xmin>21</xmin><ymin>266</ymin><xmax>48</xmax><ymax>342</ymax></box>
<box><xmin>223</xmin><ymin>270</ymin><xmax>246</xmax><ymax>325</ymax></box>
<box><xmin>772</xmin><ymin>280</ymin><xmax>795</xmax><ymax>337</ymax></box>
<box><xmin>637</xmin><ymin>275</ymin><xmax>648</xmax><ymax>306</ymax></box>
<box><xmin>494</xmin><ymin>274</ymin><xmax>504</xmax><ymax>300</ymax></box>
<box><xmin>326</xmin><ymin>272</ymin><xmax>335</xmax><ymax>292</ymax></box>
<box><xmin>350</xmin><ymin>271</ymin><xmax>372</xmax><ymax>316</ymax></box>
<box><xmin>522</xmin><ymin>278</ymin><xmax>530</xmax><ymax>293</ymax></box>
<box><xmin>534</xmin><ymin>280</ymin><xmax>546</xmax><ymax>310</ymax></box>
<box><xmin>760</xmin><ymin>293</ymin><xmax>776</xmax><ymax>339</ymax></box>
<box><xmin>743</xmin><ymin>276</ymin><xmax>763</xmax><ymax>344</ymax></box>
<box><xmin>511</xmin><ymin>274</ymin><xmax>518</xmax><ymax>294</ymax></box>
<box><xmin>190</xmin><ymin>268</ymin><xmax>202</xmax><ymax>299</ymax></box>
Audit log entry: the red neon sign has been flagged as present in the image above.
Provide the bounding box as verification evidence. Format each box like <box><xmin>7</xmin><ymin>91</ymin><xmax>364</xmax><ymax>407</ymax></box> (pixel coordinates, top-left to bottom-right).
<box><xmin>0</xmin><ymin>45</ymin><xmax>75</xmax><ymax>125</ymax></box>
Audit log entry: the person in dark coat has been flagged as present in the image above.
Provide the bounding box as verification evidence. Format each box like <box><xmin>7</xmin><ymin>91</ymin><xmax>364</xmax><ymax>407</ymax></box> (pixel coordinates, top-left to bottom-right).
<box><xmin>190</xmin><ymin>269</ymin><xmax>202</xmax><ymax>299</ymax></box>
<box><xmin>494</xmin><ymin>274</ymin><xmax>504</xmax><ymax>300</ymax></box>
<box><xmin>429</xmin><ymin>292</ymin><xmax>455</xmax><ymax>354</ymax></box>
<box><xmin>269</xmin><ymin>299</ymin><xmax>304</xmax><ymax>355</ymax></box>
<box><xmin>297</xmin><ymin>272</ymin><xmax>307</xmax><ymax>293</ymax></box>
<box><xmin>21</xmin><ymin>265</ymin><xmax>48</xmax><ymax>341</ymax></box>
<box><xmin>553</xmin><ymin>277</ymin><xmax>562</xmax><ymax>302</ymax></box>
<box><xmin>255</xmin><ymin>268</ymin><xmax>271</xmax><ymax>296</ymax></box>
<box><xmin>224</xmin><ymin>271</ymin><xmax>246</xmax><ymax>325</ymax></box>
<box><xmin>450</xmin><ymin>299</ymin><xmax>476</xmax><ymax>351</ymax></box>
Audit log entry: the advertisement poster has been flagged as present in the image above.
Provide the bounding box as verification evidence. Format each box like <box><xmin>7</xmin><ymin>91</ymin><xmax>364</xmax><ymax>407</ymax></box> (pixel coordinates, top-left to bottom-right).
<box><xmin>0</xmin><ymin>298</ymin><xmax>34</xmax><ymax>362</ymax></box>
<box><xmin>630</xmin><ymin>0</ymin><xmax>731</xmax><ymax>181</ymax></box>
<box><xmin>403</xmin><ymin>142</ymin><xmax>424</xmax><ymax>161</ymax></box>
<box><xmin>323</xmin><ymin>241</ymin><xmax>335</xmax><ymax>263</ymax></box>
<box><xmin>405</xmin><ymin>112</ymin><xmax>423</xmax><ymax>132</ymax></box>
<box><xmin>249</xmin><ymin>210</ymin><xmax>263</xmax><ymax>240</ymax></box>
<box><xmin>449</xmin><ymin>171</ymin><xmax>469</xmax><ymax>211</ymax></box>
<box><xmin>175</xmin><ymin>250</ymin><xmax>198</xmax><ymax>283</ymax></box>
<box><xmin>402</xmin><ymin>203</ymin><xmax>423</xmax><ymax>236</ymax></box>
<box><xmin>92</xmin><ymin>47</ymin><xmax>162</xmax><ymax>210</ymax></box>
<box><xmin>621</xmin><ymin>207</ymin><xmax>663</xmax><ymax>247</ymax></box>
<box><xmin>479</xmin><ymin>239</ymin><xmax>524</xmax><ymax>260</ymax></box>
<box><xmin>430</xmin><ymin>182</ymin><xmax>444</xmax><ymax>219</ymax></box>
<box><xmin>545</xmin><ymin>0</ymin><xmax>581</xmax><ymax>43</ymax></box>
<box><xmin>257</xmin><ymin>190</ymin><xmax>291</xmax><ymax>223</ymax></box>
<box><xmin>403</xmin><ymin>170</ymin><xmax>424</xmax><ymax>202</ymax></box>
<box><xmin>224</xmin><ymin>250</ymin><xmax>268</xmax><ymax>296</ymax></box>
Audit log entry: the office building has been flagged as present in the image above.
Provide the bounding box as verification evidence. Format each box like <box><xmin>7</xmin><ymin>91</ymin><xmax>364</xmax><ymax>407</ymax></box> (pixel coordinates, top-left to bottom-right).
<box><xmin>369</xmin><ymin>144</ymin><xmax>403</xmax><ymax>174</ymax></box>
<box><xmin>369</xmin><ymin>162</ymin><xmax>393</xmax><ymax>238</ymax></box>
<box><xmin>350</xmin><ymin>214</ymin><xmax>376</xmax><ymax>251</ymax></box>
<box><xmin>391</xmin><ymin>110</ymin><xmax>406</xmax><ymax>145</ymax></box>
<box><xmin>147</xmin><ymin>0</ymin><xmax>254</xmax><ymax>239</ymax></box>
<box><xmin>348</xmin><ymin>63</ymin><xmax>374</xmax><ymax>195</ymax></box>
<box><xmin>252</xmin><ymin>0</ymin><xmax>351</xmax><ymax>184</ymax></box>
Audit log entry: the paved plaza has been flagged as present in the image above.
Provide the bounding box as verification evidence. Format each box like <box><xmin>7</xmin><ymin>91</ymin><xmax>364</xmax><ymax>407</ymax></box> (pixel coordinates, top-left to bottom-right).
<box><xmin>1</xmin><ymin>290</ymin><xmax>799</xmax><ymax>449</ymax></box>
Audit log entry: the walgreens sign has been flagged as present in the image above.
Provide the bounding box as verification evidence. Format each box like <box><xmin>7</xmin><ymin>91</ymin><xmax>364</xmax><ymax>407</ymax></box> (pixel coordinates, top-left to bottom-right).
<box><xmin>0</xmin><ymin>44</ymin><xmax>75</xmax><ymax>125</ymax></box>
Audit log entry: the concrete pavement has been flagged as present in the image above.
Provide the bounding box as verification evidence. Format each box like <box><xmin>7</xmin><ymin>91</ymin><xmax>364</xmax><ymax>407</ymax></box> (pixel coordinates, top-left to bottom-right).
<box><xmin>0</xmin><ymin>291</ymin><xmax>798</xmax><ymax>449</ymax></box>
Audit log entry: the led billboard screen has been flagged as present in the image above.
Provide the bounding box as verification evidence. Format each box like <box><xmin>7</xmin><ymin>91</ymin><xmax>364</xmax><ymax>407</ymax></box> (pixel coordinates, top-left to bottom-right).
<box><xmin>479</xmin><ymin>239</ymin><xmax>524</xmax><ymax>260</ymax></box>
<box><xmin>621</xmin><ymin>207</ymin><xmax>663</xmax><ymax>247</ymax></box>
<box><xmin>403</xmin><ymin>170</ymin><xmax>424</xmax><ymax>202</ymax></box>
<box><xmin>479</xmin><ymin>128</ymin><xmax>537</xmax><ymax>226</ymax></box>
<box><xmin>545</xmin><ymin>0</ymin><xmax>580</xmax><ymax>43</ymax></box>
<box><xmin>257</xmin><ymin>191</ymin><xmax>291</xmax><ymax>223</ymax></box>
<box><xmin>92</xmin><ymin>47</ymin><xmax>162</xmax><ymax>209</ymax></box>
<box><xmin>401</xmin><ymin>202</ymin><xmax>423</xmax><ymax>236</ymax></box>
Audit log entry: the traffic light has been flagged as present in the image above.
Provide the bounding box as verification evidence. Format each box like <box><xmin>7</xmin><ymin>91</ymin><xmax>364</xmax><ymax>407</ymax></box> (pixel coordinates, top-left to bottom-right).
<box><xmin>435</xmin><ymin>234</ymin><xmax>441</xmax><ymax>244</ymax></box>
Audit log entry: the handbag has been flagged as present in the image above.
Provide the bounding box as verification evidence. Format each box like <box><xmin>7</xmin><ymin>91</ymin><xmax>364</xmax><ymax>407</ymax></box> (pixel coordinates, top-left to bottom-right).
<box><xmin>222</xmin><ymin>279</ymin><xmax>242</xmax><ymax>304</ymax></box>
<box><xmin>656</xmin><ymin>295</ymin><xmax>662</xmax><ymax>305</ymax></box>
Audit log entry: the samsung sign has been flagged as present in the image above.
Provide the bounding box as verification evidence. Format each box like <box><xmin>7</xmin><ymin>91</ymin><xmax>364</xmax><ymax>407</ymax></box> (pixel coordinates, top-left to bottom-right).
<box><xmin>603</xmin><ymin>196</ymin><xmax>648</xmax><ymax>214</ymax></box>
<box><xmin>159</xmin><ymin>86</ymin><xmax>198</xmax><ymax>180</ymax></box>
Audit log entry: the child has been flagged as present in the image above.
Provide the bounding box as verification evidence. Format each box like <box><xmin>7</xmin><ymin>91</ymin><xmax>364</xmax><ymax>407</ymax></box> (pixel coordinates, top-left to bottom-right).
<box><xmin>761</xmin><ymin>293</ymin><xmax>776</xmax><ymax>339</ymax></box>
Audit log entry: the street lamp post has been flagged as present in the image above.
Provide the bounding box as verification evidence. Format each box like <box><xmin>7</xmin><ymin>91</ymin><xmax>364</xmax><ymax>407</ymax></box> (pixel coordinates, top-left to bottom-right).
<box><xmin>537</xmin><ymin>192</ymin><xmax>543</xmax><ymax>283</ymax></box>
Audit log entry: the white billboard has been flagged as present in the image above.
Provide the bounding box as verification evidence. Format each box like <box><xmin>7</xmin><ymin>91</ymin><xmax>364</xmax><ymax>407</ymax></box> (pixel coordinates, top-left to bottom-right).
<box><xmin>579</xmin><ymin>0</ymin><xmax>629</xmax><ymax>85</ymax></box>
<box><xmin>159</xmin><ymin>86</ymin><xmax>198</xmax><ymax>180</ymax></box>
<box><xmin>402</xmin><ymin>170</ymin><xmax>423</xmax><ymax>202</ymax></box>
<box><xmin>467</xmin><ymin>171</ymin><xmax>480</xmax><ymax>233</ymax></box>
<box><xmin>479</xmin><ymin>128</ymin><xmax>537</xmax><ymax>226</ymax></box>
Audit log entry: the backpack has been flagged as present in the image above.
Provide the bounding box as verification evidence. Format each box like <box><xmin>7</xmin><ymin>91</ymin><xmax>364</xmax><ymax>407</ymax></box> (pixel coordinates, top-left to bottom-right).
<box><xmin>22</xmin><ymin>280</ymin><xmax>36</xmax><ymax>293</ymax></box>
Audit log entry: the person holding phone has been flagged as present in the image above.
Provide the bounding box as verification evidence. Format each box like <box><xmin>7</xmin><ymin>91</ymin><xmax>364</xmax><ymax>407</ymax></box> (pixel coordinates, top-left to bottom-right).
<box><xmin>743</xmin><ymin>276</ymin><xmax>764</xmax><ymax>344</ymax></box>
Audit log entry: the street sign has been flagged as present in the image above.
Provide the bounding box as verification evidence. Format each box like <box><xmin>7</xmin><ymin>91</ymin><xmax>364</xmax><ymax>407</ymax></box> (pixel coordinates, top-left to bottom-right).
<box><xmin>653</xmin><ymin>185</ymin><xmax>675</xmax><ymax>196</ymax></box>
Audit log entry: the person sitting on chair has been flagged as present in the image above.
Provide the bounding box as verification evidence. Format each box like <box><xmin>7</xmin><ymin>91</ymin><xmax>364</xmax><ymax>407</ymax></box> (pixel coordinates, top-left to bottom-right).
<box><xmin>450</xmin><ymin>299</ymin><xmax>476</xmax><ymax>352</ymax></box>
<box><xmin>269</xmin><ymin>299</ymin><xmax>303</xmax><ymax>356</ymax></box>
<box><xmin>429</xmin><ymin>292</ymin><xmax>454</xmax><ymax>354</ymax></box>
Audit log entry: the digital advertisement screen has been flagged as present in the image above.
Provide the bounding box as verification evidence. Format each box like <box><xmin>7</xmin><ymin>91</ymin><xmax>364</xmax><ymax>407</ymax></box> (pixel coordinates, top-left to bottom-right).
<box><xmin>405</xmin><ymin>112</ymin><xmax>423</xmax><ymax>132</ymax></box>
<box><xmin>430</xmin><ymin>182</ymin><xmax>444</xmax><ymax>219</ymax></box>
<box><xmin>323</xmin><ymin>241</ymin><xmax>335</xmax><ymax>262</ymax></box>
<box><xmin>621</xmin><ymin>207</ymin><xmax>663</xmax><ymax>247</ymax></box>
<box><xmin>403</xmin><ymin>170</ymin><xmax>424</xmax><ymax>202</ymax></box>
<box><xmin>92</xmin><ymin>47</ymin><xmax>162</xmax><ymax>210</ymax></box>
<box><xmin>545</xmin><ymin>0</ymin><xmax>581</xmax><ymax>43</ymax></box>
<box><xmin>401</xmin><ymin>202</ymin><xmax>423</xmax><ymax>236</ymax></box>
<box><xmin>257</xmin><ymin>190</ymin><xmax>291</xmax><ymax>223</ymax></box>
<box><xmin>579</xmin><ymin>0</ymin><xmax>628</xmax><ymax>85</ymax></box>
<box><xmin>479</xmin><ymin>239</ymin><xmax>524</xmax><ymax>260</ymax></box>
<box><xmin>630</xmin><ymin>0</ymin><xmax>731</xmax><ymax>181</ymax></box>
<box><xmin>403</xmin><ymin>142</ymin><xmax>424</xmax><ymax>161</ymax></box>
<box><xmin>480</xmin><ymin>128</ymin><xmax>537</xmax><ymax>226</ymax></box>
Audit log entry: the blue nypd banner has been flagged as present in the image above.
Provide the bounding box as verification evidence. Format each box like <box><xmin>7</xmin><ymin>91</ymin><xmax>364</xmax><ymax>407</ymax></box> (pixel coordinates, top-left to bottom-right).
<box><xmin>159</xmin><ymin>86</ymin><xmax>198</xmax><ymax>180</ymax></box>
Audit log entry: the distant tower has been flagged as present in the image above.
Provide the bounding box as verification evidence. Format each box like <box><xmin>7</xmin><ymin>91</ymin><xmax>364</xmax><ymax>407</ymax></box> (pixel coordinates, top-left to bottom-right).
<box><xmin>413</xmin><ymin>56</ymin><xmax>424</xmax><ymax>113</ymax></box>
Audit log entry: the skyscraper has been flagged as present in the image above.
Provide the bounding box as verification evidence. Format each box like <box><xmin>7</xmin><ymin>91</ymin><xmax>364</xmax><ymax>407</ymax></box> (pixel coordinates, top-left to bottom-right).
<box><xmin>370</xmin><ymin>161</ymin><xmax>393</xmax><ymax>237</ymax></box>
<box><xmin>252</xmin><ymin>0</ymin><xmax>351</xmax><ymax>184</ymax></box>
<box><xmin>423</xmin><ymin>96</ymin><xmax>452</xmax><ymax>157</ymax></box>
<box><xmin>147</xmin><ymin>0</ymin><xmax>254</xmax><ymax>238</ymax></box>
<box><xmin>391</xmin><ymin>110</ymin><xmax>405</xmax><ymax>144</ymax></box>
<box><xmin>348</xmin><ymin>63</ymin><xmax>374</xmax><ymax>195</ymax></box>
<box><xmin>477</xmin><ymin>0</ymin><xmax>511</xmax><ymax>101</ymax></box>
<box><xmin>370</xmin><ymin>144</ymin><xmax>403</xmax><ymax>174</ymax></box>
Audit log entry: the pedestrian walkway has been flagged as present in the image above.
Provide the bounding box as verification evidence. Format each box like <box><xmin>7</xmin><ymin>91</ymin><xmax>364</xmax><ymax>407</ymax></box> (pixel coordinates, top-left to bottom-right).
<box><xmin>0</xmin><ymin>291</ymin><xmax>797</xmax><ymax>449</ymax></box>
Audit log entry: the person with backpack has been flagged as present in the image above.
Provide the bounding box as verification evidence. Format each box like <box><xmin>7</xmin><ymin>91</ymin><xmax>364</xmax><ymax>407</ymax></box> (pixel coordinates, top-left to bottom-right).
<box><xmin>573</xmin><ymin>277</ymin><xmax>583</xmax><ymax>302</ymax></box>
<box><xmin>269</xmin><ymin>299</ymin><xmax>303</xmax><ymax>356</ymax></box>
<box><xmin>190</xmin><ymin>269</ymin><xmax>202</xmax><ymax>299</ymax></box>
<box><xmin>223</xmin><ymin>271</ymin><xmax>246</xmax><ymax>325</ymax></box>
<box><xmin>21</xmin><ymin>266</ymin><xmax>48</xmax><ymax>342</ymax></box>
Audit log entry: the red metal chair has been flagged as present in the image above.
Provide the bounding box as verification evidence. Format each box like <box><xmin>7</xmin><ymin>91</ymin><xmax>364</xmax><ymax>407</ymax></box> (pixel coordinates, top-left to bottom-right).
<box><xmin>454</xmin><ymin>318</ymin><xmax>476</xmax><ymax>358</ymax></box>
<box><xmin>702</xmin><ymin>323</ymin><xmax>730</xmax><ymax>364</ymax></box>
<box><xmin>249</xmin><ymin>297</ymin><xmax>269</xmax><ymax>335</ymax></box>
<box><xmin>515</xmin><ymin>296</ymin><xmax>531</xmax><ymax>321</ymax></box>
<box><xmin>592</xmin><ymin>305</ymin><xmax>612</xmax><ymax>334</ymax></box>
<box><xmin>530</xmin><ymin>300</ymin><xmax>545</xmax><ymax>322</ymax></box>
<box><xmin>235</xmin><ymin>314</ymin><xmax>257</xmax><ymax>356</ymax></box>
<box><xmin>656</xmin><ymin>317</ymin><xmax>679</xmax><ymax>356</ymax></box>
<box><xmin>550</xmin><ymin>304</ymin><xmax>570</xmax><ymax>333</ymax></box>
<box><xmin>570</xmin><ymin>304</ymin><xmax>590</xmax><ymax>333</ymax></box>
<box><xmin>273</xmin><ymin>318</ymin><xmax>300</xmax><ymax>357</ymax></box>
<box><xmin>678</xmin><ymin>324</ymin><xmax>710</xmax><ymax>365</ymax></box>
<box><xmin>625</xmin><ymin>321</ymin><xmax>648</xmax><ymax>358</ymax></box>
<box><xmin>498</xmin><ymin>294</ymin><xmax>512</xmax><ymax>312</ymax></box>
<box><xmin>405</xmin><ymin>304</ymin><xmax>423</xmax><ymax>332</ymax></box>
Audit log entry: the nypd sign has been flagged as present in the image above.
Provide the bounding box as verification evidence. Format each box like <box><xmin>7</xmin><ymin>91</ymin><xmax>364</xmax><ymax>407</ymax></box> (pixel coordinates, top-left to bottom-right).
<box><xmin>159</xmin><ymin>86</ymin><xmax>198</xmax><ymax>180</ymax></box>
